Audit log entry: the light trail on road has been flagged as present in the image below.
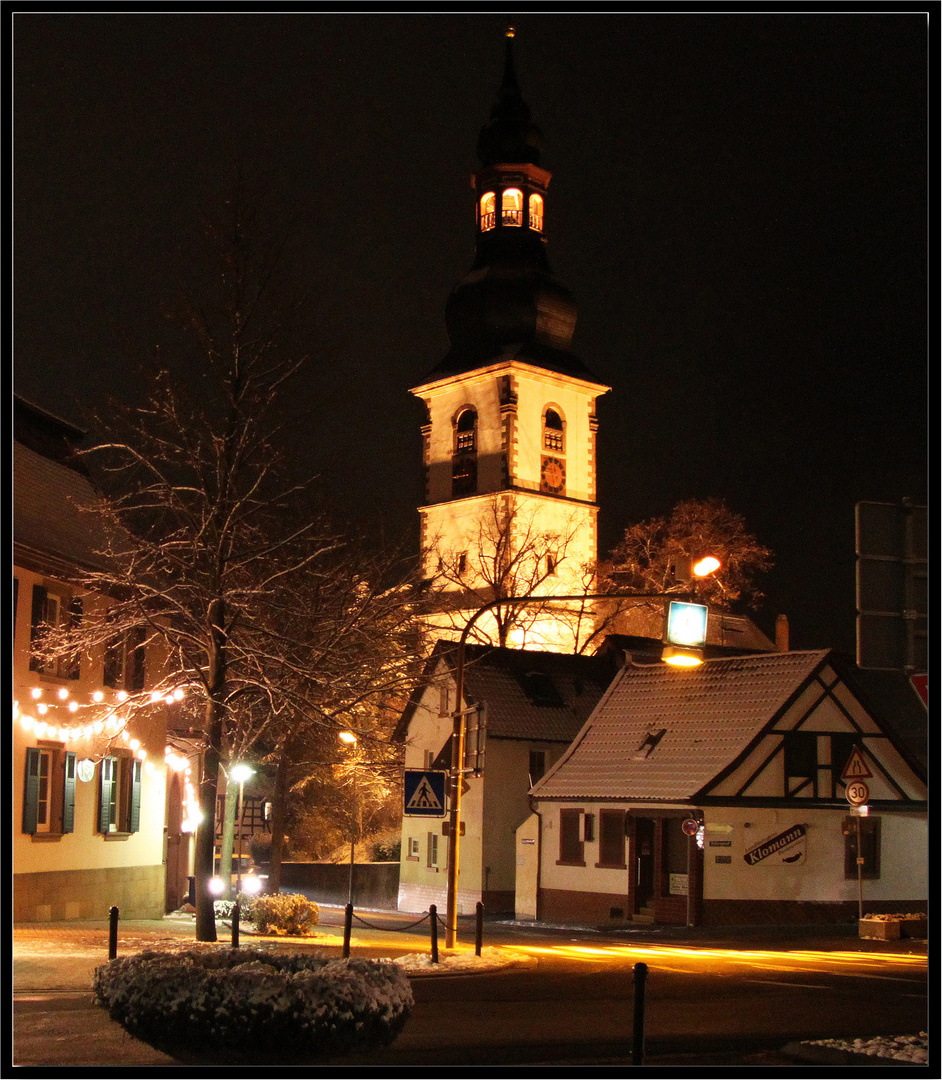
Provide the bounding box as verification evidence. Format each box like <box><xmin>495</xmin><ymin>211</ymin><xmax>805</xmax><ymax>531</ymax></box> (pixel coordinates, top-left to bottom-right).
<box><xmin>511</xmin><ymin>942</ymin><xmax>926</xmax><ymax>970</ymax></box>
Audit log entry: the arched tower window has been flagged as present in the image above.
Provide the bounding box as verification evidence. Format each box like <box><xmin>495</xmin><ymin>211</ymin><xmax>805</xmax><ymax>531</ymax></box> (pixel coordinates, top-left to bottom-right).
<box><xmin>529</xmin><ymin>193</ymin><xmax>544</xmax><ymax>232</ymax></box>
<box><xmin>480</xmin><ymin>192</ymin><xmax>496</xmax><ymax>232</ymax></box>
<box><xmin>502</xmin><ymin>188</ymin><xmax>523</xmax><ymax>227</ymax></box>
<box><xmin>543</xmin><ymin>408</ymin><xmax>565</xmax><ymax>453</ymax></box>
<box><xmin>452</xmin><ymin>408</ymin><xmax>478</xmax><ymax>497</ymax></box>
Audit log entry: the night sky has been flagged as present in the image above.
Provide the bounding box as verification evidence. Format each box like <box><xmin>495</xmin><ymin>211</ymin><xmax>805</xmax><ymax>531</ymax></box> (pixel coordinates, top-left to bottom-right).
<box><xmin>14</xmin><ymin>12</ymin><xmax>928</xmax><ymax>654</ymax></box>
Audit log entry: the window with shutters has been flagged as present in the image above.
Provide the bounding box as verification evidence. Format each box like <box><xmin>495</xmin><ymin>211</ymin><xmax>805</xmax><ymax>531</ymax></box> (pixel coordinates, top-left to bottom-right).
<box><xmin>426</xmin><ymin>831</ymin><xmax>439</xmax><ymax>869</ymax></box>
<box><xmin>597</xmin><ymin>809</ymin><xmax>627</xmax><ymax>868</ymax></box>
<box><xmin>29</xmin><ymin>584</ymin><xmax>82</xmax><ymax>680</ymax></box>
<box><xmin>557</xmin><ymin>807</ymin><xmax>585</xmax><ymax>866</ymax></box>
<box><xmin>98</xmin><ymin>753</ymin><xmax>142</xmax><ymax>835</ymax></box>
<box><xmin>22</xmin><ymin>744</ymin><xmax>76</xmax><ymax>837</ymax></box>
<box><xmin>103</xmin><ymin>625</ymin><xmax>147</xmax><ymax>692</ymax></box>
<box><xmin>843</xmin><ymin>815</ymin><xmax>881</xmax><ymax>880</ymax></box>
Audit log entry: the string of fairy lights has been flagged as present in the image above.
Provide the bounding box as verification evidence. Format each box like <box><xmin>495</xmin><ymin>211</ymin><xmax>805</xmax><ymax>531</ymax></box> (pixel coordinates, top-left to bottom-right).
<box><xmin>15</xmin><ymin>681</ymin><xmax>204</xmax><ymax>833</ymax></box>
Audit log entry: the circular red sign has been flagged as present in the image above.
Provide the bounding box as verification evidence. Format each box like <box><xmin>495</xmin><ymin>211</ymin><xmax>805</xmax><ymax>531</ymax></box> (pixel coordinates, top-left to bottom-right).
<box><xmin>846</xmin><ymin>780</ymin><xmax>870</xmax><ymax>806</ymax></box>
<box><xmin>682</xmin><ymin>818</ymin><xmax>700</xmax><ymax>836</ymax></box>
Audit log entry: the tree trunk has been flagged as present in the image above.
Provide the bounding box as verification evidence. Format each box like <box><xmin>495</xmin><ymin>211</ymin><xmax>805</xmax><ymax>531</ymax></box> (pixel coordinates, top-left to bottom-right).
<box><xmin>267</xmin><ymin>750</ymin><xmax>289</xmax><ymax>894</ymax></box>
<box><xmin>218</xmin><ymin>771</ymin><xmax>236</xmax><ymax>899</ymax></box>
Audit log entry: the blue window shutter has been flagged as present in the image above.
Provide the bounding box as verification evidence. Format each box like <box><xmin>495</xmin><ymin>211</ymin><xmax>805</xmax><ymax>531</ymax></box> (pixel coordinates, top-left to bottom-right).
<box><xmin>128</xmin><ymin>759</ymin><xmax>142</xmax><ymax>833</ymax></box>
<box><xmin>62</xmin><ymin>751</ymin><xmax>77</xmax><ymax>833</ymax></box>
<box><xmin>99</xmin><ymin>757</ymin><xmax>115</xmax><ymax>833</ymax></box>
<box><xmin>23</xmin><ymin>747</ymin><xmax>41</xmax><ymax>834</ymax></box>
<box><xmin>29</xmin><ymin>585</ymin><xmax>47</xmax><ymax>672</ymax></box>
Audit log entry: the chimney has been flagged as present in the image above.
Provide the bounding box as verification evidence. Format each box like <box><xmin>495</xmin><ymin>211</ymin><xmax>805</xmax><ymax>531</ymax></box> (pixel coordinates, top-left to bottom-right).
<box><xmin>775</xmin><ymin>614</ymin><xmax>790</xmax><ymax>652</ymax></box>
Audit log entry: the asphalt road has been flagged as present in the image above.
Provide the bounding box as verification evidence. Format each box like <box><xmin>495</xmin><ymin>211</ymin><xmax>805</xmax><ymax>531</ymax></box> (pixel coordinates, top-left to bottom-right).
<box><xmin>14</xmin><ymin>917</ymin><xmax>927</xmax><ymax>1068</ymax></box>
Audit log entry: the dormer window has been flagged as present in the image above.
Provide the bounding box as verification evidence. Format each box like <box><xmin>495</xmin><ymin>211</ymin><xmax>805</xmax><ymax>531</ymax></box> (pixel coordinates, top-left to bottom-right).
<box><xmin>480</xmin><ymin>192</ymin><xmax>496</xmax><ymax>232</ymax></box>
<box><xmin>543</xmin><ymin>408</ymin><xmax>564</xmax><ymax>452</ymax></box>
<box><xmin>502</xmin><ymin>188</ymin><xmax>523</xmax><ymax>227</ymax></box>
<box><xmin>529</xmin><ymin>193</ymin><xmax>544</xmax><ymax>231</ymax></box>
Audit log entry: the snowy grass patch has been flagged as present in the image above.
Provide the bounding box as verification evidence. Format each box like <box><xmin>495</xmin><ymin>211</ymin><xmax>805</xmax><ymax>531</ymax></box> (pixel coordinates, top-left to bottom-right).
<box><xmin>93</xmin><ymin>947</ymin><xmax>413</xmax><ymax>1064</ymax></box>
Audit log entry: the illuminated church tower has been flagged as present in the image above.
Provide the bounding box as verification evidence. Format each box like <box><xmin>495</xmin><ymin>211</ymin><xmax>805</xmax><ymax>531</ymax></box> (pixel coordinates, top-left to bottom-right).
<box><xmin>412</xmin><ymin>29</ymin><xmax>610</xmax><ymax>651</ymax></box>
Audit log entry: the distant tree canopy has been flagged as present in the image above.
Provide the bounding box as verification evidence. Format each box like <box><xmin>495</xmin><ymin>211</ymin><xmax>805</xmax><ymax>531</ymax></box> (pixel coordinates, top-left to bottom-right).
<box><xmin>603</xmin><ymin>497</ymin><xmax>773</xmax><ymax>610</ymax></box>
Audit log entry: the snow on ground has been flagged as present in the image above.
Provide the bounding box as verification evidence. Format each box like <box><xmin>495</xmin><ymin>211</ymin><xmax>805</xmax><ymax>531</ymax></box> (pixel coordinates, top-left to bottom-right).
<box><xmin>392</xmin><ymin>945</ymin><xmax>528</xmax><ymax>974</ymax></box>
<box><xmin>802</xmin><ymin>1033</ymin><xmax>927</xmax><ymax>1064</ymax></box>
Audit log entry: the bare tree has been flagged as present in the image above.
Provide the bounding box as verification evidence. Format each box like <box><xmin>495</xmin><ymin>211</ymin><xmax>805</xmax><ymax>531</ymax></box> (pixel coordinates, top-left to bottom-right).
<box><xmin>597</xmin><ymin>497</ymin><xmax>774</xmax><ymax>636</ymax></box>
<box><xmin>428</xmin><ymin>495</ymin><xmax>596</xmax><ymax>650</ymax></box>
<box><xmin>35</xmin><ymin>199</ymin><xmax>421</xmax><ymax>940</ymax></box>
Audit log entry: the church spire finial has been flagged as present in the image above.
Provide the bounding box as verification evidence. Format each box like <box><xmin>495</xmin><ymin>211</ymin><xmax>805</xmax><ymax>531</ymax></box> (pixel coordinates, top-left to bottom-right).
<box><xmin>477</xmin><ymin>24</ymin><xmax>542</xmax><ymax>168</ymax></box>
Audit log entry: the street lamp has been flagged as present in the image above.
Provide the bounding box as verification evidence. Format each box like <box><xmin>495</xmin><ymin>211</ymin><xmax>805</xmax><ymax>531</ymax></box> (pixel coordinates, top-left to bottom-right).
<box><xmin>444</xmin><ymin>567</ymin><xmax>721</xmax><ymax>948</ymax></box>
<box><xmin>338</xmin><ymin>731</ymin><xmax>358</xmax><ymax>905</ymax></box>
<box><xmin>229</xmin><ymin>762</ymin><xmax>255</xmax><ymax>900</ymax></box>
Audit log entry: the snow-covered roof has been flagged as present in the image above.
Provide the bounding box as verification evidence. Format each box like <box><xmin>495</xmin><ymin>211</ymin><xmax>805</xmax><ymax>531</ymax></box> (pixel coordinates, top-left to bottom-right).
<box><xmin>531</xmin><ymin>650</ymin><xmax>831</xmax><ymax>800</ymax></box>
<box><xmin>13</xmin><ymin>440</ymin><xmax>109</xmax><ymax>572</ymax></box>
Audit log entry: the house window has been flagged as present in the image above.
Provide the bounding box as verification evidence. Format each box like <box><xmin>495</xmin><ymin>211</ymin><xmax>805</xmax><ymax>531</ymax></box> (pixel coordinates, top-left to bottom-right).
<box><xmin>98</xmin><ymin>754</ymin><xmax>142</xmax><ymax>834</ymax></box>
<box><xmin>558</xmin><ymin>808</ymin><xmax>585</xmax><ymax>866</ymax></box>
<box><xmin>598</xmin><ymin>809</ymin><xmax>627</xmax><ymax>868</ymax></box>
<box><xmin>528</xmin><ymin>750</ymin><xmax>546</xmax><ymax>787</ymax></box>
<box><xmin>426</xmin><ymin>832</ymin><xmax>439</xmax><ymax>869</ymax></box>
<box><xmin>480</xmin><ymin>191</ymin><xmax>496</xmax><ymax>231</ymax></box>
<box><xmin>407</xmin><ymin>837</ymin><xmax>420</xmax><ymax>861</ymax></box>
<box><xmin>103</xmin><ymin>625</ymin><xmax>147</xmax><ymax>692</ymax></box>
<box><xmin>457</xmin><ymin>551</ymin><xmax>468</xmax><ymax>575</ymax></box>
<box><xmin>843</xmin><ymin>815</ymin><xmax>881</xmax><ymax>879</ymax></box>
<box><xmin>22</xmin><ymin>745</ymin><xmax>76</xmax><ymax>836</ymax></box>
<box><xmin>546</xmin><ymin>553</ymin><xmax>557</xmax><ymax>576</ymax></box>
<box><xmin>502</xmin><ymin>187</ymin><xmax>523</xmax><ymax>226</ymax></box>
<box><xmin>29</xmin><ymin>584</ymin><xmax>82</xmax><ymax>679</ymax></box>
<box><xmin>543</xmin><ymin>408</ymin><xmax>564</xmax><ymax>452</ymax></box>
<box><xmin>784</xmin><ymin>731</ymin><xmax>817</xmax><ymax>796</ymax></box>
<box><xmin>529</xmin><ymin>193</ymin><xmax>544</xmax><ymax>231</ymax></box>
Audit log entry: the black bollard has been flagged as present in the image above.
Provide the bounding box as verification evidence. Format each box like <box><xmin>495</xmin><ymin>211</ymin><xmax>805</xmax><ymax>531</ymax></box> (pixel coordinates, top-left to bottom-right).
<box><xmin>343</xmin><ymin>903</ymin><xmax>353</xmax><ymax>959</ymax></box>
<box><xmin>108</xmin><ymin>905</ymin><xmax>119</xmax><ymax>960</ymax></box>
<box><xmin>632</xmin><ymin>962</ymin><xmax>648</xmax><ymax>1065</ymax></box>
<box><xmin>429</xmin><ymin>904</ymin><xmax>439</xmax><ymax>964</ymax></box>
<box><xmin>231</xmin><ymin>900</ymin><xmax>240</xmax><ymax>948</ymax></box>
<box><xmin>475</xmin><ymin>901</ymin><xmax>484</xmax><ymax>956</ymax></box>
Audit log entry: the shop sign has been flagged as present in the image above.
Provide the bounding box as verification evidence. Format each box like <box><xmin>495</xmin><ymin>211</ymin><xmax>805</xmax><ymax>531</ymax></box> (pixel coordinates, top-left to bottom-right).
<box><xmin>743</xmin><ymin>824</ymin><xmax>806</xmax><ymax>866</ymax></box>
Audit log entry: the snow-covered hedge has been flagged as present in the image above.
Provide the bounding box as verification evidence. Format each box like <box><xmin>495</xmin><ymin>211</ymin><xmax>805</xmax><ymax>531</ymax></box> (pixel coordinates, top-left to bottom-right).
<box><xmin>248</xmin><ymin>892</ymin><xmax>319</xmax><ymax>935</ymax></box>
<box><xmin>93</xmin><ymin>948</ymin><xmax>413</xmax><ymax>1064</ymax></box>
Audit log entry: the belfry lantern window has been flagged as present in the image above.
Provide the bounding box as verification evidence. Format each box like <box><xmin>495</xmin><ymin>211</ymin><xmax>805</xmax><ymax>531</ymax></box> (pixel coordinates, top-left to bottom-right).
<box><xmin>529</xmin><ymin>193</ymin><xmax>544</xmax><ymax>232</ymax></box>
<box><xmin>502</xmin><ymin>188</ymin><xmax>523</xmax><ymax>226</ymax></box>
<box><xmin>543</xmin><ymin>408</ymin><xmax>564</xmax><ymax>452</ymax></box>
<box><xmin>480</xmin><ymin>192</ymin><xmax>496</xmax><ymax>232</ymax></box>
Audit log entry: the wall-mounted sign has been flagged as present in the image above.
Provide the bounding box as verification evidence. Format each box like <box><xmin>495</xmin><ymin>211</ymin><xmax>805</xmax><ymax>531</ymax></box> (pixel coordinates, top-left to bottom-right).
<box><xmin>743</xmin><ymin>824</ymin><xmax>806</xmax><ymax>867</ymax></box>
<box><xmin>669</xmin><ymin>873</ymin><xmax>688</xmax><ymax>895</ymax></box>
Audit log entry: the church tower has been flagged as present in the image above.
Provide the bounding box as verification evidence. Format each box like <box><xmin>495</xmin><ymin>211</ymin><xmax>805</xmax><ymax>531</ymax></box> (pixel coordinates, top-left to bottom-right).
<box><xmin>413</xmin><ymin>28</ymin><xmax>610</xmax><ymax>651</ymax></box>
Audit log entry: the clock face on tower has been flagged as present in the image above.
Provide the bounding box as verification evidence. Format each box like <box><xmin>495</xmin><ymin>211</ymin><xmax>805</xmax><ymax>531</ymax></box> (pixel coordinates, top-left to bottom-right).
<box><xmin>540</xmin><ymin>455</ymin><xmax>566</xmax><ymax>495</ymax></box>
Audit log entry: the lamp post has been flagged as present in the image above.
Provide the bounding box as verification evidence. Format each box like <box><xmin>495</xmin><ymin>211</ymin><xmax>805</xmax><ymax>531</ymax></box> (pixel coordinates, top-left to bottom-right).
<box><xmin>444</xmin><ymin>566</ymin><xmax>720</xmax><ymax>949</ymax></box>
<box><xmin>339</xmin><ymin>731</ymin><xmax>358</xmax><ymax>906</ymax></box>
<box><xmin>229</xmin><ymin>763</ymin><xmax>255</xmax><ymax>900</ymax></box>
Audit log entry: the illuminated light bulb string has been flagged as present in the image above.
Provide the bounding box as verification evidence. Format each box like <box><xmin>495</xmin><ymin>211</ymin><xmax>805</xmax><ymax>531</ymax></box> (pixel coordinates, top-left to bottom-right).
<box><xmin>14</xmin><ymin>683</ymin><xmax>194</xmax><ymax>787</ymax></box>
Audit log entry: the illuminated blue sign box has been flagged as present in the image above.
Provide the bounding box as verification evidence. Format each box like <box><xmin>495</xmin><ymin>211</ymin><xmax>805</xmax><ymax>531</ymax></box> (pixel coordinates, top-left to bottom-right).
<box><xmin>666</xmin><ymin>601</ymin><xmax>709</xmax><ymax>647</ymax></box>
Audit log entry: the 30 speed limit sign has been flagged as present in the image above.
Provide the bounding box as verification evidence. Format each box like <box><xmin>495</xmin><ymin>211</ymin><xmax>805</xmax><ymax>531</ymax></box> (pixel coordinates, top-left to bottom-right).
<box><xmin>846</xmin><ymin>780</ymin><xmax>870</xmax><ymax>806</ymax></box>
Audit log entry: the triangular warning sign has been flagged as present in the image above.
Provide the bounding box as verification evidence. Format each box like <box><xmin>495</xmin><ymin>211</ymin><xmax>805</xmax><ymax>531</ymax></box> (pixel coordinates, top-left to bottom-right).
<box><xmin>840</xmin><ymin>747</ymin><xmax>872</xmax><ymax>782</ymax></box>
<box><xmin>406</xmin><ymin>776</ymin><xmax>444</xmax><ymax>811</ymax></box>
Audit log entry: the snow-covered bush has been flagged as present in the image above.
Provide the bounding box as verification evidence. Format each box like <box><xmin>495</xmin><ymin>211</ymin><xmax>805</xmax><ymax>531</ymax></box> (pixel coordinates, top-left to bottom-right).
<box><xmin>93</xmin><ymin>948</ymin><xmax>413</xmax><ymax>1064</ymax></box>
<box><xmin>248</xmin><ymin>892</ymin><xmax>319</xmax><ymax>935</ymax></box>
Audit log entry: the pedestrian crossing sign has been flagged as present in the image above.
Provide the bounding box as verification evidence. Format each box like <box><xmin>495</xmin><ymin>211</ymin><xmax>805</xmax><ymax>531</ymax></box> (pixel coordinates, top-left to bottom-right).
<box><xmin>403</xmin><ymin>770</ymin><xmax>447</xmax><ymax>817</ymax></box>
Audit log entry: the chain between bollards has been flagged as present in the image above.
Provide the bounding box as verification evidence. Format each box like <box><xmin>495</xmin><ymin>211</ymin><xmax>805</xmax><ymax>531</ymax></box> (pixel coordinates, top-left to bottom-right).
<box><xmin>343</xmin><ymin>903</ymin><xmax>353</xmax><ymax>958</ymax></box>
<box><xmin>108</xmin><ymin>905</ymin><xmax>119</xmax><ymax>960</ymax></box>
<box><xmin>429</xmin><ymin>904</ymin><xmax>439</xmax><ymax>964</ymax></box>
<box><xmin>632</xmin><ymin>961</ymin><xmax>648</xmax><ymax>1066</ymax></box>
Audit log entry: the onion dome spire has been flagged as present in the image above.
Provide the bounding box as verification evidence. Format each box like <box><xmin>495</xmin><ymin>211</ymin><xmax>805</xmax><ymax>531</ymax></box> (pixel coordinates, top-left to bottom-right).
<box><xmin>477</xmin><ymin>25</ymin><xmax>544</xmax><ymax>168</ymax></box>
